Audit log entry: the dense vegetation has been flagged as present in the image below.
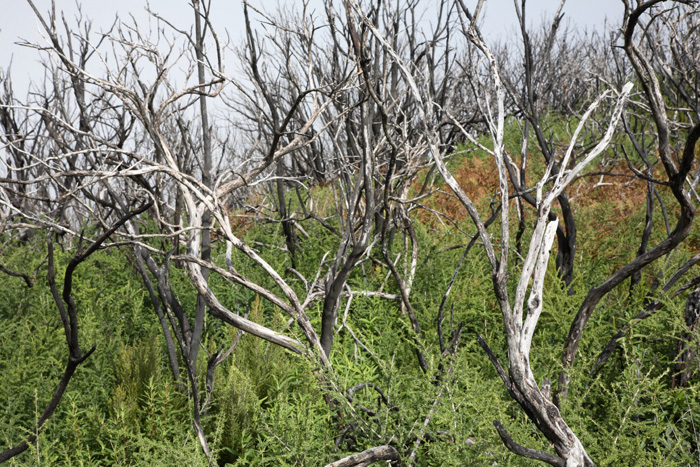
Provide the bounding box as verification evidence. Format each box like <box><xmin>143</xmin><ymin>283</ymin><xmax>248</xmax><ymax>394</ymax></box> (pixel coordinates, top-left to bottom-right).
<box><xmin>2</xmin><ymin>133</ymin><xmax>699</xmax><ymax>465</ymax></box>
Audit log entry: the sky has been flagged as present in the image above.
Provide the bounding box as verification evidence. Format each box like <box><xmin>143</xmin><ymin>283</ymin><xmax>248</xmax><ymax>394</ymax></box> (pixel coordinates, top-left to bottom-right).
<box><xmin>0</xmin><ymin>0</ymin><xmax>624</xmax><ymax>95</ymax></box>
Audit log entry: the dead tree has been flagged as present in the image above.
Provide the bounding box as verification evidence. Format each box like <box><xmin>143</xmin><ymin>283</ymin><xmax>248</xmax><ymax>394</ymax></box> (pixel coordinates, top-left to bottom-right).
<box><xmin>0</xmin><ymin>202</ymin><xmax>151</xmax><ymax>463</ymax></box>
<box><xmin>557</xmin><ymin>0</ymin><xmax>700</xmax><ymax>404</ymax></box>
<box><xmin>346</xmin><ymin>0</ymin><xmax>633</xmax><ymax>463</ymax></box>
<box><xmin>497</xmin><ymin>0</ymin><xmax>581</xmax><ymax>290</ymax></box>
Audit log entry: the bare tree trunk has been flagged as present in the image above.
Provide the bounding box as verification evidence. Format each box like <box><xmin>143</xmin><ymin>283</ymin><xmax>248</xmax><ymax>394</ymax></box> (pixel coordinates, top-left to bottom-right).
<box><xmin>276</xmin><ymin>162</ymin><xmax>298</xmax><ymax>268</ymax></box>
<box><xmin>673</xmin><ymin>286</ymin><xmax>700</xmax><ymax>388</ymax></box>
<box><xmin>134</xmin><ymin>246</ymin><xmax>183</xmax><ymax>387</ymax></box>
<box><xmin>630</xmin><ymin>180</ymin><xmax>655</xmax><ymax>291</ymax></box>
<box><xmin>191</xmin><ymin>0</ymin><xmax>212</xmax><ymax>373</ymax></box>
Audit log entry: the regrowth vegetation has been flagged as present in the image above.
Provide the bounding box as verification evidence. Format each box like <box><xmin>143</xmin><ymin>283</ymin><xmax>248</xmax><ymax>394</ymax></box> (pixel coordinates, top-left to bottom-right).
<box><xmin>1</xmin><ymin>0</ymin><xmax>699</xmax><ymax>466</ymax></box>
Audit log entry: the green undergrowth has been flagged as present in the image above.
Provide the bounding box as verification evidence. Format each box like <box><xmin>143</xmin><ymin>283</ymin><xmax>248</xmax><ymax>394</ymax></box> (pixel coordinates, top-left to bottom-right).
<box><xmin>1</xmin><ymin>159</ymin><xmax>699</xmax><ymax>466</ymax></box>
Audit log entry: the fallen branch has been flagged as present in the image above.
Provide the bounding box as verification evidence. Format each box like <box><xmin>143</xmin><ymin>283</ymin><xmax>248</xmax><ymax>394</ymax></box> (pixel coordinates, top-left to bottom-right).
<box><xmin>324</xmin><ymin>445</ymin><xmax>400</xmax><ymax>467</ymax></box>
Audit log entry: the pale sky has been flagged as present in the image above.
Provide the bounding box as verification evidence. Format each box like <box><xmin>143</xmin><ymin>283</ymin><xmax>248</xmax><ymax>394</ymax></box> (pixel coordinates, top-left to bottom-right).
<box><xmin>1</xmin><ymin>0</ymin><xmax>623</xmax><ymax>95</ymax></box>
